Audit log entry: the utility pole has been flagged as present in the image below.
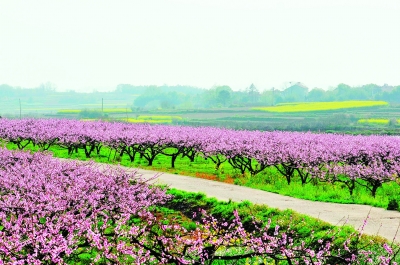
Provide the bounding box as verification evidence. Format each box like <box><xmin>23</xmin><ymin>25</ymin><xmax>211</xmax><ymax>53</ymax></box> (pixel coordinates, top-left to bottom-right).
<box><xmin>271</xmin><ymin>87</ymin><xmax>275</xmax><ymax>106</ymax></box>
<box><xmin>19</xmin><ymin>98</ymin><xmax>21</xmax><ymax>119</ymax></box>
<box><xmin>102</xmin><ymin>98</ymin><xmax>104</xmax><ymax>114</ymax></box>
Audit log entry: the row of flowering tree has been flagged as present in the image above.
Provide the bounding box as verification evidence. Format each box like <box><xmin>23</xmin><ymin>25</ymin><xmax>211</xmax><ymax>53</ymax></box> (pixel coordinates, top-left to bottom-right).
<box><xmin>1</xmin><ymin>118</ymin><xmax>400</xmax><ymax>197</ymax></box>
<box><xmin>0</xmin><ymin>147</ymin><xmax>398</xmax><ymax>264</ymax></box>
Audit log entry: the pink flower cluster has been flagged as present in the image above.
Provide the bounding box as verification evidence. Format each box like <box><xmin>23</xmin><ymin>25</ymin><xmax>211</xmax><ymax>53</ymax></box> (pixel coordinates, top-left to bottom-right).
<box><xmin>0</xmin><ymin>148</ymin><xmax>169</xmax><ymax>263</ymax></box>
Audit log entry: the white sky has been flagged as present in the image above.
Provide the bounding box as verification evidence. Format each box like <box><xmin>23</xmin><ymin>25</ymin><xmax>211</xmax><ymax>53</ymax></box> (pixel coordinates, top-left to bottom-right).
<box><xmin>1</xmin><ymin>0</ymin><xmax>399</xmax><ymax>92</ymax></box>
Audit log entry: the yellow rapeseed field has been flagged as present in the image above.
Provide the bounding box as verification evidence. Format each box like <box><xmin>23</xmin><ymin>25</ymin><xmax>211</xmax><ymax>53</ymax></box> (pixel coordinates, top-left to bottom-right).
<box><xmin>80</xmin><ymin>115</ymin><xmax>182</xmax><ymax>124</ymax></box>
<box><xmin>358</xmin><ymin>119</ymin><xmax>390</xmax><ymax>125</ymax></box>
<box><xmin>118</xmin><ymin>116</ymin><xmax>183</xmax><ymax>124</ymax></box>
<box><xmin>358</xmin><ymin>118</ymin><xmax>400</xmax><ymax>125</ymax></box>
<box><xmin>253</xmin><ymin>101</ymin><xmax>388</xmax><ymax>112</ymax></box>
<box><xmin>122</xmin><ymin>118</ymin><xmax>172</xmax><ymax>124</ymax></box>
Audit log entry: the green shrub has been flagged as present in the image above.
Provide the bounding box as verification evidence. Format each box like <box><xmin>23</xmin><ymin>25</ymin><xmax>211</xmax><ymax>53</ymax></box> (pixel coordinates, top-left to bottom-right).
<box><xmin>387</xmin><ymin>198</ymin><xmax>399</xmax><ymax>211</ymax></box>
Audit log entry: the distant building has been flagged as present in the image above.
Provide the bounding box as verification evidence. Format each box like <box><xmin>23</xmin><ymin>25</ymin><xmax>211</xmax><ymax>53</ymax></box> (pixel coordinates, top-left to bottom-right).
<box><xmin>381</xmin><ymin>83</ymin><xmax>395</xmax><ymax>93</ymax></box>
<box><xmin>283</xmin><ymin>82</ymin><xmax>309</xmax><ymax>102</ymax></box>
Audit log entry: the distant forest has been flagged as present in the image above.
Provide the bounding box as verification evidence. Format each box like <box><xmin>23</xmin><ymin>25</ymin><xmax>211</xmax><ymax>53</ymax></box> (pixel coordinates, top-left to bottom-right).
<box><xmin>1</xmin><ymin>82</ymin><xmax>400</xmax><ymax>110</ymax></box>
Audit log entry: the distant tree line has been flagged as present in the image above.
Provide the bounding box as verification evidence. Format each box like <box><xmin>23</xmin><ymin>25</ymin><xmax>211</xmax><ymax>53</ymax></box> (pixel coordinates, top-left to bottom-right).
<box><xmin>270</xmin><ymin>83</ymin><xmax>400</xmax><ymax>104</ymax></box>
<box><xmin>2</xmin><ymin>82</ymin><xmax>400</xmax><ymax>111</ymax></box>
<box><xmin>130</xmin><ymin>82</ymin><xmax>400</xmax><ymax>109</ymax></box>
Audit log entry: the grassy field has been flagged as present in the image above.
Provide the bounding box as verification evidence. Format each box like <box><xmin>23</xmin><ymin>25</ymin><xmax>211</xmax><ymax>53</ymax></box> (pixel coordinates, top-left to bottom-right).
<box><xmin>6</xmin><ymin>142</ymin><xmax>400</xmax><ymax>211</ymax></box>
<box><xmin>252</xmin><ymin>100</ymin><xmax>389</xmax><ymax>112</ymax></box>
<box><xmin>4</xmin><ymin>98</ymin><xmax>400</xmax><ymax>134</ymax></box>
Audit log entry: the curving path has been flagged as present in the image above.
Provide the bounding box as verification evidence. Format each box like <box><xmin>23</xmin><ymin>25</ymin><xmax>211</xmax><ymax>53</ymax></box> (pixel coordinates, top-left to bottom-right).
<box><xmin>76</xmin><ymin>159</ymin><xmax>400</xmax><ymax>243</ymax></box>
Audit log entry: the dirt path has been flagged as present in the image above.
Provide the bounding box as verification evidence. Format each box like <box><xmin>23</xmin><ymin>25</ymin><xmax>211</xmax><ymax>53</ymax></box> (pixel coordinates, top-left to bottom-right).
<box><xmin>77</xmin><ymin>160</ymin><xmax>400</xmax><ymax>242</ymax></box>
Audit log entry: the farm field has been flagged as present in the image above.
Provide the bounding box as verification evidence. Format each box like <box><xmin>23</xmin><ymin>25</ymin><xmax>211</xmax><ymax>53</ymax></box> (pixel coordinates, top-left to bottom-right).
<box><xmin>82</xmin><ymin>116</ymin><xmax>184</xmax><ymax>124</ymax></box>
<box><xmin>357</xmin><ymin>118</ymin><xmax>400</xmax><ymax>125</ymax></box>
<box><xmin>117</xmin><ymin>115</ymin><xmax>183</xmax><ymax>124</ymax></box>
<box><xmin>358</xmin><ymin>118</ymin><xmax>391</xmax><ymax>125</ymax></box>
<box><xmin>252</xmin><ymin>100</ymin><xmax>389</xmax><ymax>112</ymax></box>
<box><xmin>3</xmin><ymin>97</ymin><xmax>400</xmax><ymax>134</ymax></box>
<box><xmin>139</xmin><ymin>101</ymin><xmax>400</xmax><ymax>134</ymax></box>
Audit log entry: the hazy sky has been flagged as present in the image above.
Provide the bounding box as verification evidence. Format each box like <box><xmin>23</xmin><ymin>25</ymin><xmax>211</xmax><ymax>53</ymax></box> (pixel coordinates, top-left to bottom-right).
<box><xmin>1</xmin><ymin>0</ymin><xmax>399</xmax><ymax>92</ymax></box>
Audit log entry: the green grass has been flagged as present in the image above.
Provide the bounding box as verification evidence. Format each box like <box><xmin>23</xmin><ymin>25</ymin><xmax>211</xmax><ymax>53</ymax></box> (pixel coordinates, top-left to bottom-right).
<box><xmin>245</xmin><ymin>167</ymin><xmax>399</xmax><ymax>208</ymax></box>
<box><xmin>252</xmin><ymin>101</ymin><xmax>389</xmax><ymax>112</ymax></box>
<box><xmin>165</xmin><ymin>189</ymin><xmax>390</xmax><ymax>255</ymax></box>
<box><xmin>70</xmin><ymin>188</ymin><xmax>394</xmax><ymax>263</ymax></box>
<box><xmin>5</xmin><ymin>142</ymin><xmax>400</xmax><ymax>211</ymax></box>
